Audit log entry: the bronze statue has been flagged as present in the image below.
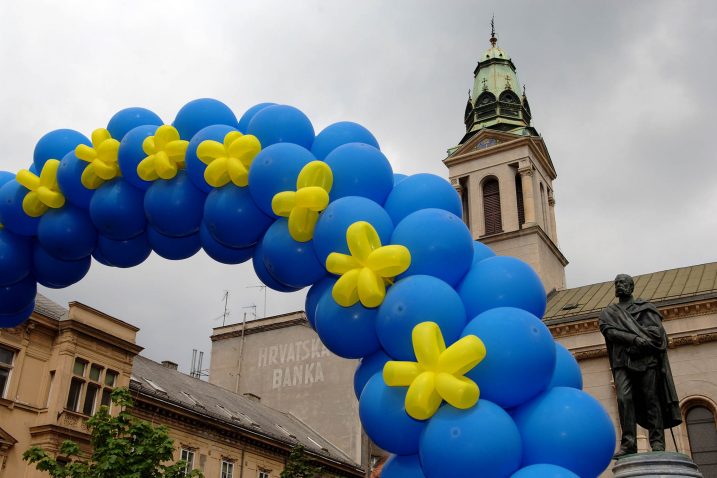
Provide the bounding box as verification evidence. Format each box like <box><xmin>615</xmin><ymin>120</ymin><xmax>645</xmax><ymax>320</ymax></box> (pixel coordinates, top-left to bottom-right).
<box><xmin>599</xmin><ymin>274</ymin><xmax>682</xmax><ymax>459</ymax></box>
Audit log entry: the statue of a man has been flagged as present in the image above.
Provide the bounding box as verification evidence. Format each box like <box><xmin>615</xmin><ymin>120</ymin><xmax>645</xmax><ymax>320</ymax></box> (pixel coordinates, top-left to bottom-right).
<box><xmin>598</xmin><ymin>274</ymin><xmax>682</xmax><ymax>459</ymax></box>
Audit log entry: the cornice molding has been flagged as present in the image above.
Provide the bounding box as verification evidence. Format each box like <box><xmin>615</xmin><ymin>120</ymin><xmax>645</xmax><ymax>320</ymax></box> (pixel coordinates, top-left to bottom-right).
<box><xmin>212</xmin><ymin>317</ymin><xmax>310</xmax><ymax>342</ymax></box>
<box><xmin>480</xmin><ymin>224</ymin><xmax>568</xmax><ymax>266</ymax></box>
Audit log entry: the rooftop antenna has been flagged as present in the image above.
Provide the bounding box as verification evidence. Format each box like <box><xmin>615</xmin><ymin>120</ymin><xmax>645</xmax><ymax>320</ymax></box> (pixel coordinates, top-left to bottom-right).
<box><xmin>246</xmin><ymin>284</ymin><xmax>268</xmax><ymax>318</ymax></box>
<box><xmin>221</xmin><ymin>290</ymin><xmax>230</xmax><ymax>326</ymax></box>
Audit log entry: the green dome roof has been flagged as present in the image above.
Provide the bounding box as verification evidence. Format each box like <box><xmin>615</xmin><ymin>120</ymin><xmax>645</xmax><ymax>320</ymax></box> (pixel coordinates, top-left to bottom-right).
<box><xmin>481</xmin><ymin>45</ymin><xmax>511</xmax><ymax>61</ymax></box>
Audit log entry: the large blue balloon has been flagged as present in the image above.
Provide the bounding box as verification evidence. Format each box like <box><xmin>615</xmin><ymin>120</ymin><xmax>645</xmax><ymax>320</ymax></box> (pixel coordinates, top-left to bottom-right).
<box><xmin>376</xmin><ymin>275</ymin><xmax>466</xmax><ymax>361</ymax></box>
<box><xmin>0</xmin><ymin>299</ymin><xmax>34</xmax><ymax>328</ymax></box>
<box><xmin>147</xmin><ymin>228</ymin><xmax>201</xmax><ymax>261</ymax></box>
<box><xmin>248</xmin><ymin>143</ymin><xmax>316</xmax><ymax>217</ymax></box>
<box><xmin>89</xmin><ymin>179</ymin><xmax>146</xmax><ymax>240</ymax></box>
<box><xmin>33</xmin><ymin>129</ymin><xmax>88</xmax><ymax>172</ymax></box>
<box><xmin>511</xmin><ymin>464</ymin><xmax>579</xmax><ymax>478</ymax></box>
<box><xmin>472</xmin><ymin>240</ymin><xmax>496</xmax><ymax>265</ymax></box>
<box><xmin>185</xmin><ymin>124</ymin><xmax>238</xmax><ymax>194</ymax></box>
<box><xmin>358</xmin><ymin>373</ymin><xmax>426</xmax><ymax>455</ymax></box>
<box><xmin>393</xmin><ymin>173</ymin><xmax>407</xmax><ymax>185</ymax></box>
<box><xmin>512</xmin><ymin>387</ymin><xmax>615</xmax><ymax>478</ymax></box>
<box><xmin>118</xmin><ymin>124</ymin><xmax>160</xmax><ymax>191</ymax></box>
<box><xmin>547</xmin><ymin>342</ymin><xmax>583</xmax><ymax>390</ymax></box>
<box><xmin>383</xmin><ymin>173</ymin><xmax>463</xmax><ymax>225</ymax></box>
<box><xmin>381</xmin><ymin>455</ymin><xmax>426</xmax><ymax>478</ymax></box>
<box><xmin>324</xmin><ymin>143</ymin><xmax>393</xmax><ymax>205</ymax></box>
<box><xmin>315</xmin><ymin>290</ymin><xmax>381</xmax><ymax>359</ymax></box>
<box><xmin>173</xmin><ymin>98</ymin><xmax>239</xmax><ymax>140</ymax></box>
<box><xmin>204</xmin><ymin>184</ymin><xmax>273</xmax><ymax>248</ymax></box>
<box><xmin>106</xmin><ymin>107</ymin><xmax>163</xmax><ymax>140</ymax></box>
<box><xmin>0</xmin><ymin>171</ymin><xmax>14</xmax><ymax>188</ymax></box>
<box><xmin>311</xmin><ymin>121</ymin><xmax>380</xmax><ymax>161</ymax></box>
<box><xmin>57</xmin><ymin>149</ymin><xmax>94</xmax><ymax>209</ymax></box>
<box><xmin>33</xmin><ymin>243</ymin><xmax>91</xmax><ymax>288</ymax></box>
<box><xmin>0</xmin><ymin>228</ymin><xmax>32</xmax><ymax>285</ymax></box>
<box><xmin>462</xmin><ymin>307</ymin><xmax>556</xmax><ymax>408</ymax></box>
<box><xmin>38</xmin><ymin>205</ymin><xmax>97</xmax><ymax>261</ymax></box>
<box><xmin>391</xmin><ymin>209</ymin><xmax>473</xmax><ymax>287</ymax></box>
<box><xmin>251</xmin><ymin>240</ymin><xmax>301</xmax><ymax>293</ymax></box>
<box><xmin>458</xmin><ymin>256</ymin><xmax>547</xmax><ymax>319</ymax></box>
<box><xmin>419</xmin><ymin>400</ymin><xmax>522</xmax><ymax>478</ymax></box>
<box><xmin>0</xmin><ymin>180</ymin><xmax>40</xmax><ymax>236</ymax></box>
<box><xmin>312</xmin><ymin>196</ymin><xmax>394</xmax><ymax>265</ymax></box>
<box><xmin>353</xmin><ymin>349</ymin><xmax>391</xmax><ymax>400</ymax></box>
<box><xmin>0</xmin><ymin>275</ymin><xmax>36</xmax><ymax>315</ymax></box>
<box><xmin>261</xmin><ymin>219</ymin><xmax>325</xmax><ymax>289</ymax></box>
<box><xmin>246</xmin><ymin>104</ymin><xmax>315</xmax><ymax>150</ymax></box>
<box><xmin>144</xmin><ymin>171</ymin><xmax>206</xmax><ymax>237</ymax></box>
<box><xmin>96</xmin><ymin>232</ymin><xmax>152</xmax><ymax>268</ymax></box>
<box><xmin>305</xmin><ymin>277</ymin><xmax>336</xmax><ymax>329</ymax></box>
<box><xmin>200</xmin><ymin>222</ymin><xmax>254</xmax><ymax>265</ymax></box>
<box><xmin>237</xmin><ymin>103</ymin><xmax>276</xmax><ymax>133</ymax></box>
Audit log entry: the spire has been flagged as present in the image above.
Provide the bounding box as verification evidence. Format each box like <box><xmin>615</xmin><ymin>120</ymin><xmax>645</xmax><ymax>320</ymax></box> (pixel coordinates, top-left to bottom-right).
<box><xmin>490</xmin><ymin>15</ymin><xmax>497</xmax><ymax>46</ymax></box>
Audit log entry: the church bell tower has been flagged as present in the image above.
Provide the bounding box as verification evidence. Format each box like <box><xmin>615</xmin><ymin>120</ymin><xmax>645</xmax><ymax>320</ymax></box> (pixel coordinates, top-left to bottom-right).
<box><xmin>444</xmin><ymin>23</ymin><xmax>568</xmax><ymax>293</ymax></box>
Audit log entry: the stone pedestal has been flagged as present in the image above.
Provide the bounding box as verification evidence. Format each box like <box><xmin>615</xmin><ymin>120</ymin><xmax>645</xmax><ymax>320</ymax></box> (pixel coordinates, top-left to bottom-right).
<box><xmin>612</xmin><ymin>452</ymin><xmax>703</xmax><ymax>477</ymax></box>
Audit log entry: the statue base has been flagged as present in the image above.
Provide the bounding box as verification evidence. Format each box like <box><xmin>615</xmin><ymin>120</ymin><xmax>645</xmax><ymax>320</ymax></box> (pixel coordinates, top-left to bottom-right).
<box><xmin>612</xmin><ymin>452</ymin><xmax>703</xmax><ymax>477</ymax></box>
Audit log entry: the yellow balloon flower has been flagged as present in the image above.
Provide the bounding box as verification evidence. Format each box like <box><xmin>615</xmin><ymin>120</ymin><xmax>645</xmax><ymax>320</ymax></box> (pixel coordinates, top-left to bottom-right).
<box><xmin>137</xmin><ymin>125</ymin><xmax>189</xmax><ymax>181</ymax></box>
<box><xmin>272</xmin><ymin>161</ymin><xmax>333</xmax><ymax>242</ymax></box>
<box><xmin>196</xmin><ymin>131</ymin><xmax>261</xmax><ymax>188</ymax></box>
<box><xmin>74</xmin><ymin>128</ymin><xmax>121</xmax><ymax>189</ymax></box>
<box><xmin>16</xmin><ymin>159</ymin><xmax>66</xmax><ymax>217</ymax></box>
<box><xmin>383</xmin><ymin>321</ymin><xmax>487</xmax><ymax>420</ymax></box>
<box><xmin>326</xmin><ymin>221</ymin><xmax>410</xmax><ymax>308</ymax></box>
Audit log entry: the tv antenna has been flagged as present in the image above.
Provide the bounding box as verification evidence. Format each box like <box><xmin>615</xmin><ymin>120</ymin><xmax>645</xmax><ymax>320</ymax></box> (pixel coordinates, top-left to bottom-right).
<box><xmin>246</xmin><ymin>284</ymin><xmax>268</xmax><ymax>318</ymax></box>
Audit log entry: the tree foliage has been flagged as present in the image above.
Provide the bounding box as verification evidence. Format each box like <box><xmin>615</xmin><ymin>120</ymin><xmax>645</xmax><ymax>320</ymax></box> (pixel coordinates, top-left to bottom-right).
<box><xmin>279</xmin><ymin>445</ymin><xmax>323</xmax><ymax>478</ymax></box>
<box><xmin>23</xmin><ymin>388</ymin><xmax>203</xmax><ymax>478</ymax></box>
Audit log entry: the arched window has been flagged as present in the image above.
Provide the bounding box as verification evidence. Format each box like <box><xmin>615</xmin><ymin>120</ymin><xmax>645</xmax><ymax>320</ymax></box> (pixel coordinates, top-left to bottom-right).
<box><xmin>482</xmin><ymin>178</ymin><xmax>502</xmax><ymax>235</ymax></box>
<box><xmin>685</xmin><ymin>405</ymin><xmax>717</xmax><ymax>474</ymax></box>
<box><xmin>499</xmin><ymin>91</ymin><xmax>520</xmax><ymax>104</ymax></box>
<box><xmin>515</xmin><ymin>174</ymin><xmax>525</xmax><ymax>227</ymax></box>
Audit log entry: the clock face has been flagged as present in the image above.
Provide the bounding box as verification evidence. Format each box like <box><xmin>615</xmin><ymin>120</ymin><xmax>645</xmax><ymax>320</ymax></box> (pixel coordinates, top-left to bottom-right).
<box><xmin>476</xmin><ymin>138</ymin><xmax>498</xmax><ymax>150</ymax></box>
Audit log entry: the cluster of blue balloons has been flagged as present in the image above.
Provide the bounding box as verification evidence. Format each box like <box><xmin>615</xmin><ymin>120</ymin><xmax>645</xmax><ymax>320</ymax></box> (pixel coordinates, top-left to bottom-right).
<box><xmin>0</xmin><ymin>98</ymin><xmax>615</xmax><ymax>477</ymax></box>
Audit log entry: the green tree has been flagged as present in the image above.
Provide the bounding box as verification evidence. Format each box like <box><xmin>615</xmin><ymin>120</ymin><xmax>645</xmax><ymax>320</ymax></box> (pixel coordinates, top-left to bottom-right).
<box><xmin>23</xmin><ymin>388</ymin><xmax>203</xmax><ymax>478</ymax></box>
<box><xmin>279</xmin><ymin>445</ymin><xmax>323</xmax><ymax>478</ymax></box>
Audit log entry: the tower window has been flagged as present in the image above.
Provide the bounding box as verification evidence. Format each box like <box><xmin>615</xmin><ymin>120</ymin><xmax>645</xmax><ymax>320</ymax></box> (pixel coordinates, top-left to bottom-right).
<box><xmin>515</xmin><ymin>174</ymin><xmax>525</xmax><ymax>227</ymax></box>
<box><xmin>685</xmin><ymin>405</ymin><xmax>717</xmax><ymax>474</ymax></box>
<box><xmin>482</xmin><ymin>178</ymin><xmax>502</xmax><ymax>235</ymax></box>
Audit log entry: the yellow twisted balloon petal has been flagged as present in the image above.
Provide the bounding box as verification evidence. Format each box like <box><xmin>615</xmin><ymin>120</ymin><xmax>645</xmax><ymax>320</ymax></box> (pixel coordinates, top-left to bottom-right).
<box><xmin>357</xmin><ymin>267</ymin><xmax>386</xmax><ymax>308</ymax></box>
<box><xmin>197</xmin><ymin>132</ymin><xmax>261</xmax><ymax>187</ymax></box>
<box><xmin>75</xmin><ymin>128</ymin><xmax>121</xmax><ymax>189</ymax></box>
<box><xmin>16</xmin><ymin>160</ymin><xmax>66</xmax><ymax>217</ymax></box>
<box><xmin>332</xmin><ymin>268</ymin><xmax>361</xmax><ymax>306</ymax></box>
<box><xmin>383</xmin><ymin>321</ymin><xmax>487</xmax><ymax>420</ymax></box>
<box><xmin>271</xmin><ymin>161</ymin><xmax>333</xmax><ymax>242</ymax></box>
<box><xmin>347</xmin><ymin>221</ymin><xmax>381</xmax><ymax>262</ymax></box>
<box><xmin>137</xmin><ymin>125</ymin><xmax>188</xmax><ymax>181</ymax></box>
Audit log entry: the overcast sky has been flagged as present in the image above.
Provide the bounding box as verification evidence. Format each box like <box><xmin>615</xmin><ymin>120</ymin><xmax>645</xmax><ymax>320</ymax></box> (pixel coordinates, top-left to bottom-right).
<box><xmin>1</xmin><ymin>1</ymin><xmax>715</xmax><ymax>373</ymax></box>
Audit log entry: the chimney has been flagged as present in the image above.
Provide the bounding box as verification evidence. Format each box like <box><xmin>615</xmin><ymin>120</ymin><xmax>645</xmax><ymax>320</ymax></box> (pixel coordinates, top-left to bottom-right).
<box><xmin>243</xmin><ymin>392</ymin><xmax>261</xmax><ymax>402</ymax></box>
<box><xmin>161</xmin><ymin>360</ymin><xmax>179</xmax><ymax>371</ymax></box>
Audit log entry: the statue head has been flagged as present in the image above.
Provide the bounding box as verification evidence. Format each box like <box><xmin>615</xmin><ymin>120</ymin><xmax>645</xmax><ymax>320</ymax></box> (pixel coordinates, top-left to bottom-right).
<box><xmin>614</xmin><ymin>274</ymin><xmax>635</xmax><ymax>299</ymax></box>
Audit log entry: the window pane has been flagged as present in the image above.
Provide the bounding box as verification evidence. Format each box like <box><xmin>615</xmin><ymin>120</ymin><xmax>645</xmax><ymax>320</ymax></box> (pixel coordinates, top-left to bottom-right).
<box><xmin>101</xmin><ymin>388</ymin><xmax>112</xmax><ymax>407</ymax></box>
<box><xmin>0</xmin><ymin>368</ymin><xmax>9</xmax><ymax>398</ymax></box>
<box><xmin>89</xmin><ymin>364</ymin><xmax>102</xmax><ymax>382</ymax></box>
<box><xmin>105</xmin><ymin>370</ymin><xmax>118</xmax><ymax>387</ymax></box>
<box><xmin>66</xmin><ymin>378</ymin><xmax>83</xmax><ymax>411</ymax></box>
<box><xmin>73</xmin><ymin>359</ymin><xmax>87</xmax><ymax>377</ymax></box>
<box><xmin>0</xmin><ymin>346</ymin><xmax>13</xmax><ymax>365</ymax></box>
<box><xmin>83</xmin><ymin>383</ymin><xmax>99</xmax><ymax>415</ymax></box>
<box><xmin>221</xmin><ymin>461</ymin><xmax>234</xmax><ymax>478</ymax></box>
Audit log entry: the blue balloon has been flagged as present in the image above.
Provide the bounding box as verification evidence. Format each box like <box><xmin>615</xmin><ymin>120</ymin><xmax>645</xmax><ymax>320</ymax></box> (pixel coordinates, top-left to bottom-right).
<box><xmin>91</xmin><ymin>246</ymin><xmax>113</xmax><ymax>267</ymax></box>
<box><xmin>237</xmin><ymin>103</ymin><xmax>276</xmax><ymax>133</ymax></box>
<box><xmin>173</xmin><ymin>98</ymin><xmax>239</xmax><ymax>140</ymax></box>
<box><xmin>106</xmin><ymin>107</ymin><xmax>163</xmax><ymax>140</ymax></box>
<box><xmin>353</xmin><ymin>349</ymin><xmax>391</xmax><ymax>400</ymax></box>
<box><xmin>376</xmin><ymin>275</ymin><xmax>466</xmax><ymax>361</ymax></box>
<box><xmin>37</xmin><ymin>205</ymin><xmax>97</xmax><ymax>261</ymax></box>
<box><xmin>200</xmin><ymin>222</ymin><xmax>254</xmax><ymax>265</ymax></box>
<box><xmin>0</xmin><ymin>180</ymin><xmax>40</xmax><ymax>236</ymax></box>
<box><xmin>147</xmin><ymin>228</ymin><xmax>201</xmax><ymax>261</ymax></box>
<box><xmin>57</xmin><ymin>149</ymin><xmax>94</xmax><ymax>209</ymax></box>
<box><xmin>419</xmin><ymin>400</ymin><xmax>522</xmax><ymax>478</ymax></box>
<box><xmin>0</xmin><ymin>228</ymin><xmax>32</xmax><ymax>285</ymax></box>
<box><xmin>384</xmin><ymin>173</ymin><xmax>462</xmax><ymax>225</ymax></box>
<box><xmin>144</xmin><ymin>171</ymin><xmax>206</xmax><ymax>237</ymax></box>
<box><xmin>512</xmin><ymin>387</ymin><xmax>615</xmax><ymax>478</ymax></box>
<box><xmin>248</xmin><ymin>143</ymin><xmax>316</xmax><ymax>217</ymax></box>
<box><xmin>312</xmin><ymin>196</ymin><xmax>394</xmax><ymax>265</ymax></box>
<box><xmin>251</xmin><ymin>240</ymin><xmax>301</xmax><ymax>293</ymax></box>
<box><xmin>325</xmin><ymin>143</ymin><xmax>393</xmax><ymax>205</ymax></box>
<box><xmin>547</xmin><ymin>343</ymin><xmax>583</xmax><ymax>390</ymax></box>
<box><xmin>311</xmin><ymin>121</ymin><xmax>380</xmax><ymax>161</ymax></box>
<box><xmin>305</xmin><ymin>277</ymin><xmax>336</xmax><ymax>329</ymax></box>
<box><xmin>0</xmin><ymin>171</ymin><xmax>14</xmax><ymax>188</ymax></box>
<box><xmin>358</xmin><ymin>373</ymin><xmax>426</xmax><ymax>455</ymax></box>
<box><xmin>28</xmin><ymin>164</ymin><xmax>38</xmax><ymax>174</ymax></box>
<box><xmin>204</xmin><ymin>184</ymin><xmax>273</xmax><ymax>248</ymax></box>
<box><xmin>96</xmin><ymin>232</ymin><xmax>152</xmax><ymax>268</ymax></box>
<box><xmin>0</xmin><ymin>298</ymin><xmax>34</xmax><ymax>328</ymax></box>
<box><xmin>458</xmin><ymin>256</ymin><xmax>547</xmax><ymax>319</ymax></box>
<box><xmin>511</xmin><ymin>464</ymin><xmax>579</xmax><ymax>478</ymax></box>
<box><xmin>472</xmin><ymin>240</ymin><xmax>496</xmax><ymax>265</ymax></box>
<box><xmin>118</xmin><ymin>124</ymin><xmax>160</xmax><ymax>190</ymax></box>
<box><xmin>90</xmin><ymin>179</ymin><xmax>146</xmax><ymax>240</ymax></box>
<box><xmin>0</xmin><ymin>275</ymin><xmax>36</xmax><ymax>315</ymax></box>
<box><xmin>381</xmin><ymin>455</ymin><xmax>426</xmax><ymax>478</ymax></box>
<box><xmin>393</xmin><ymin>173</ymin><xmax>407</xmax><ymax>185</ymax></box>
<box><xmin>261</xmin><ymin>219</ymin><xmax>325</xmax><ymax>289</ymax></box>
<box><xmin>247</xmin><ymin>104</ymin><xmax>315</xmax><ymax>150</ymax></box>
<box><xmin>185</xmin><ymin>124</ymin><xmax>238</xmax><ymax>194</ymax></box>
<box><xmin>391</xmin><ymin>209</ymin><xmax>473</xmax><ymax>287</ymax></box>
<box><xmin>462</xmin><ymin>307</ymin><xmax>556</xmax><ymax>408</ymax></box>
<box><xmin>33</xmin><ymin>129</ymin><xmax>88</xmax><ymax>172</ymax></box>
<box><xmin>33</xmin><ymin>243</ymin><xmax>91</xmax><ymax>288</ymax></box>
<box><xmin>315</xmin><ymin>289</ymin><xmax>381</xmax><ymax>359</ymax></box>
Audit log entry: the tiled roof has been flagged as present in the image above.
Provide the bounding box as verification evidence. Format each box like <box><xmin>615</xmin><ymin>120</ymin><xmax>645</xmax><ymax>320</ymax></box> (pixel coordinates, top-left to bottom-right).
<box><xmin>34</xmin><ymin>293</ymin><xmax>68</xmax><ymax>320</ymax></box>
<box><xmin>130</xmin><ymin>356</ymin><xmax>359</xmax><ymax>469</ymax></box>
<box><xmin>545</xmin><ymin>262</ymin><xmax>717</xmax><ymax>324</ymax></box>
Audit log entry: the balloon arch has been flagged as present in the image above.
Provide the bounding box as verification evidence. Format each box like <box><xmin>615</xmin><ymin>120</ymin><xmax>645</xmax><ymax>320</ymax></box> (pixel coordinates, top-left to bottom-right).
<box><xmin>0</xmin><ymin>99</ymin><xmax>615</xmax><ymax>477</ymax></box>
